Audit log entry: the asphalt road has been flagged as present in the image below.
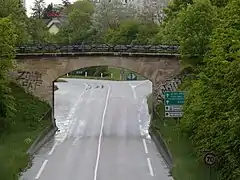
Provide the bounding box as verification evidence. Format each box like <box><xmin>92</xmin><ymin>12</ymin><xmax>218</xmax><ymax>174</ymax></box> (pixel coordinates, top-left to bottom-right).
<box><xmin>20</xmin><ymin>78</ymin><xmax>173</xmax><ymax>180</ymax></box>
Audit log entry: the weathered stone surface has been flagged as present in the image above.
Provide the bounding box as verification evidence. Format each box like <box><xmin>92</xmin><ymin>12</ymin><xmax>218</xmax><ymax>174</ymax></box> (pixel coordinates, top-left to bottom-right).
<box><xmin>12</xmin><ymin>55</ymin><xmax>182</xmax><ymax>106</ymax></box>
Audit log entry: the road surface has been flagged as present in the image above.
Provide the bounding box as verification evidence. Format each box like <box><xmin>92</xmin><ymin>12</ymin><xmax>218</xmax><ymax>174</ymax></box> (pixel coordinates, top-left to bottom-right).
<box><xmin>20</xmin><ymin>78</ymin><xmax>173</xmax><ymax>180</ymax></box>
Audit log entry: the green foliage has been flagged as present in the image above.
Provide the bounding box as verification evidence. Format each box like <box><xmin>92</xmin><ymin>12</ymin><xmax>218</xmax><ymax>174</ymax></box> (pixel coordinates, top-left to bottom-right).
<box><xmin>105</xmin><ymin>20</ymin><xmax>158</xmax><ymax>44</ymax></box>
<box><xmin>210</xmin><ymin>0</ymin><xmax>229</xmax><ymax>7</ymax></box>
<box><xmin>134</xmin><ymin>23</ymin><xmax>159</xmax><ymax>44</ymax></box>
<box><xmin>27</xmin><ymin>18</ymin><xmax>54</xmax><ymax>43</ymax></box>
<box><xmin>55</xmin><ymin>0</ymin><xmax>95</xmax><ymax>43</ymax></box>
<box><xmin>180</xmin><ymin>59</ymin><xmax>240</xmax><ymax>180</ymax></box>
<box><xmin>178</xmin><ymin>0</ymin><xmax>240</xmax><ymax>179</ymax></box>
<box><xmin>153</xmin><ymin>18</ymin><xmax>180</xmax><ymax>44</ymax></box>
<box><xmin>9</xmin><ymin>83</ymin><xmax>50</xmax><ymax>131</ymax></box>
<box><xmin>91</xmin><ymin>0</ymin><xmax>136</xmax><ymax>31</ymax></box>
<box><xmin>155</xmin><ymin>0</ymin><xmax>216</xmax><ymax>58</ymax></box>
<box><xmin>0</xmin><ymin>83</ymin><xmax>51</xmax><ymax>180</ymax></box>
<box><xmin>174</xmin><ymin>0</ymin><xmax>215</xmax><ymax>65</ymax></box>
<box><xmin>163</xmin><ymin>0</ymin><xmax>193</xmax><ymax>21</ymax></box>
<box><xmin>209</xmin><ymin>0</ymin><xmax>240</xmax><ymax>61</ymax></box>
<box><xmin>0</xmin><ymin>0</ymin><xmax>29</xmax><ymax>44</ymax></box>
<box><xmin>76</xmin><ymin>66</ymin><xmax>109</xmax><ymax>77</ymax></box>
<box><xmin>0</xmin><ymin>17</ymin><xmax>17</xmax><ymax>133</ymax></box>
<box><xmin>105</xmin><ymin>19</ymin><xmax>140</xmax><ymax>44</ymax></box>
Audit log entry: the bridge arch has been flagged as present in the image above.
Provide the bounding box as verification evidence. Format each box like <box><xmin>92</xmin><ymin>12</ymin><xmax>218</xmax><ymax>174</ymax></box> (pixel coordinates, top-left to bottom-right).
<box><xmin>12</xmin><ymin>55</ymin><xmax>181</xmax><ymax>107</ymax></box>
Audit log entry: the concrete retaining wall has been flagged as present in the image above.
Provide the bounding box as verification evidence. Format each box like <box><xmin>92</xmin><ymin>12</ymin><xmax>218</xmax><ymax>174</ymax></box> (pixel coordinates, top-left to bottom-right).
<box><xmin>149</xmin><ymin>114</ymin><xmax>173</xmax><ymax>170</ymax></box>
<box><xmin>27</xmin><ymin>109</ymin><xmax>58</xmax><ymax>155</ymax></box>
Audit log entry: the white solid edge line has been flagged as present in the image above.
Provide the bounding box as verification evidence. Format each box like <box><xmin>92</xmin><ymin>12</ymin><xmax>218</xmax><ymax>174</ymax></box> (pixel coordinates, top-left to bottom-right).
<box><xmin>93</xmin><ymin>84</ymin><xmax>111</xmax><ymax>180</ymax></box>
<box><xmin>147</xmin><ymin>158</ymin><xmax>154</xmax><ymax>176</ymax></box>
<box><xmin>35</xmin><ymin>160</ymin><xmax>48</xmax><ymax>179</ymax></box>
<box><xmin>48</xmin><ymin>143</ymin><xmax>57</xmax><ymax>156</ymax></box>
<box><xmin>142</xmin><ymin>139</ymin><xmax>148</xmax><ymax>154</ymax></box>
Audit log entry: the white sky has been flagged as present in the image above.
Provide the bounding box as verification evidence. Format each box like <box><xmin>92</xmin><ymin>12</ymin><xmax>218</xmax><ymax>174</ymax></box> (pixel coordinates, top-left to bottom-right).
<box><xmin>26</xmin><ymin>0</ymin><xmax>76</xmax><ymax>16</ymax></box>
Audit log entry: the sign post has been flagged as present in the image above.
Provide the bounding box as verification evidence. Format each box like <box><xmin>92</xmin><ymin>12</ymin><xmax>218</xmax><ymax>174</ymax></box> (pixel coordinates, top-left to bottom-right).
<box><xmin>120</xmin><ymin>69</ymin><xmax>124</xmax><ymax>80</ymax></box>
<box><xmin>204</xmin><ymin>152</ymin><xmax>216</xmax><ymax>180</ymax></box>
<box><xmin>164</xmin><ymin>91</ymin><xmax>184</xmax><ymax>121</ymax></box>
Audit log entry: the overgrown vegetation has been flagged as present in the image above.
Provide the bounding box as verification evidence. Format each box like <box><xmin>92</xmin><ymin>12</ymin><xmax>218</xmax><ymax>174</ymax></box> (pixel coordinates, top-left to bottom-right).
<box><xmin>0</xmin><ymin>2</ymin><xmax>52</xmax><ymax>179</ymax></box>
<box><xmin>0</xmin><ymin>84</ymin><xmax>51</xmax><ymax>180</ymax></box>
<box><xmin>179</xmin><ymin>1</ymin><xmax>240</xmax><ymax>179</ymax></box>
<box><xmin>148</xmin><ymin>0</ymin><xmax>240</xmax><ymax>179</ymax></box>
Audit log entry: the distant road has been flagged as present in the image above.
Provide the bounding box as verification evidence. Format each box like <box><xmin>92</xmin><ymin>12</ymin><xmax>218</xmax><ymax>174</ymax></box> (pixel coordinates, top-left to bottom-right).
<box><xmin>20</xmin><ymin>78</ymin><xmax>173</xmax><ymax>180</ymax></box>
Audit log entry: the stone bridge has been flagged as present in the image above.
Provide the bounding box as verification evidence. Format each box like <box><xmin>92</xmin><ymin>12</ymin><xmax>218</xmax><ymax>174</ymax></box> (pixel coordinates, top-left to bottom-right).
<box><xmin>12</xmin><ymin>44</ymin><xmax>184</xmax><ymax>125</ymax></box>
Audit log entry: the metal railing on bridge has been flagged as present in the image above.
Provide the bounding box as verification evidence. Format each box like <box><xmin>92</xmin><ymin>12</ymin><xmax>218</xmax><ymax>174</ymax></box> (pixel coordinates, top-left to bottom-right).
<box><xmin>16</xmin><ymin>44</ymin><xmax>180</xmax><ymax>54</ymax></box>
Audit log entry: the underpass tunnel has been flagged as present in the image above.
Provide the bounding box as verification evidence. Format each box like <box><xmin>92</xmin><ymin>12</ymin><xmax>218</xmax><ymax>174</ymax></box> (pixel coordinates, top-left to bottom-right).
<box><xmin>20</xmin><ymin>63</ymin><xmax>177</xmax><ymax>180</ymax></box>
<box><xmin>52</xmin><ymin>65</ymin><xmax>153</xmax><ymax>143</ymax></box>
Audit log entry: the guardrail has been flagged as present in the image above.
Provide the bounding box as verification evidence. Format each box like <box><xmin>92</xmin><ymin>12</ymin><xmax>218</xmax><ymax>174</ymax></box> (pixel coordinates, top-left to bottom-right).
<box><xmin>16</xmin><ymin>44</ymin><xmax>179</xmax><ymax>54</ymax></box>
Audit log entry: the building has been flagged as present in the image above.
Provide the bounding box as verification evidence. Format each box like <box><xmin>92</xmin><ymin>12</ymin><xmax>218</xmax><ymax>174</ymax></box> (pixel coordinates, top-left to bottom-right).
<box><xmin>43</xmin><ymin>16</ymin><xmax>68</xmax><ymax>34</ymax></box>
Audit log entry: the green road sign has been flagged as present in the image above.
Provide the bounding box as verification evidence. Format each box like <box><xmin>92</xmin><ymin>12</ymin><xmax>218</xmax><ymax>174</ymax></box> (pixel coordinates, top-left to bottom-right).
<box><xmin>164</xmin><ymin>91</ymin><xmax>184</xmax><ymax>105</ymax></box>
<box><xmin>126</xmin><ymin>73</ymin><xmax>137</xmax><ymax>80</ymax></box>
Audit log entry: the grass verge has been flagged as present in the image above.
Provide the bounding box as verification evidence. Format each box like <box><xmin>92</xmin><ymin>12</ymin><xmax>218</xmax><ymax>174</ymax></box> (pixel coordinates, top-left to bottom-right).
<box><xmin>148</xmin><ymin>96</ymin><xmax>218</xmax><ymax>180</ymax></box>
<box><xmin>108</xmin><ymin>67</ymin><xmax>147</xmax><ymax>81</ymax></box>
<box><xmin>0</xmin><ymin>83</ymin><xmax>51</xmax><ymax>180</ymax></box>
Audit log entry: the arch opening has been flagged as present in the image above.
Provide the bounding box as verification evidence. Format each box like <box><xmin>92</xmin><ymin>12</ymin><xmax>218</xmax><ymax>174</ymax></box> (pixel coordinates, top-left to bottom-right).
<box><xmin>54</xmin><ymin>66</ymin><xmax>149</xmax><ymax>82</ymax></box>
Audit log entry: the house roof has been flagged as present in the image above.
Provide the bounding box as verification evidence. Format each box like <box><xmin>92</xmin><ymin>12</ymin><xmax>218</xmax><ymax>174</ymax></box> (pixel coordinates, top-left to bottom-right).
<box><xmin>42</xmin><ymin>14</ymin><xmax>68</xmax><ymax>26</ymax></box>
<box><xmin>49</xmin><ymin>22</ymin><xmax>62</xmax><ymax>29</ymax></box>
<box><xmin>44</xmin><ymin>15</ymin><xmax>68</xmax><ymax>29</ymax></box>
<box><xmin>42</xmin><ymin>18</ymin><xmax>52</xmax><ymax>25</ymax></box>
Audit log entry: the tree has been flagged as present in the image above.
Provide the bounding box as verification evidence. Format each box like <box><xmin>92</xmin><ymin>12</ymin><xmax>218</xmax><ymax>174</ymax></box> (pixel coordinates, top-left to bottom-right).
<box><xmin>0</xmin><ymin>0</ymin><xmax>29</xmax><ymax>44</ymax></box>
<box><xmin>209</xmin><ymin>0</ymin><xmax>240</xmax><ymax>62</ymax></box>
<box><xmin>28</xmin><ymin>18</ymin><xmax>53</xmax><ymax>43</ymax></box>
<box><xmin>62</xmin><ymin>0</ymin><xmax>71</xmax><ymax>7</ymax></box>
<box><xmin>178</xmin><ymin>0</ymin><xmax>240</xmax><ymax>179</ymax></box>
<box><xmin>136</xmin><ymin>0</ymin><xmax>168</xmax><ymax>24</ymax></box>
<box><xmin>104</xmin><ymin>19</ymin><xmax>158</xmax><ymax>44</ymax></box>
<box><xmin>42</xmin><ymin>3</ymin><xmax>54</xmax><ymax>19</ymax></box>
<box><xmin>135</xmin><ymin>22</ymin><xmax>159</xmax><ymax>44</ymax></box>
<box><xmin>91</xmin><ymin>0</ymin><xmax>137</xmax><ymax>40</ymax></box>
<box><xmin>55</xmin><ymin>0</ymin><xmax>95</xmax><ymax>43</ymax></box>
<box><xmin>171</xmin><ymin>0</ymin><xmax>216</xmax><ymax>66</ymax></box>
<box><xmin>210</xmin><ymin>0</ymin><xmax>229</xmax><ymax>7</ymax></box>
<box><xmin>105</xmin><ymin>19</ymin><xmax>141</xmax><ymax>44</ymax></box>
<box><xmin>0</xmin><ymin>17</ymin><xmax>17</xmax><ymax>133</ymax></box>
<box><xmin>163</xmin><ymin>0</ymin><xmax>193</xmax><ymax>21</ymax></box>
<box><xmin>31</xmin><ymin>0</ymin><xmax>46</xmax><ymax>19</ymax></box>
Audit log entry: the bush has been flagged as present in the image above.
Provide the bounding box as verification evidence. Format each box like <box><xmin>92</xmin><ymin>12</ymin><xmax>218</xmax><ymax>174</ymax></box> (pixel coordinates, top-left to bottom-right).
<box><xmin>177</xmin><ymin>1</ymin><xmax>240</xmax><ymax>179</ymax></box>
